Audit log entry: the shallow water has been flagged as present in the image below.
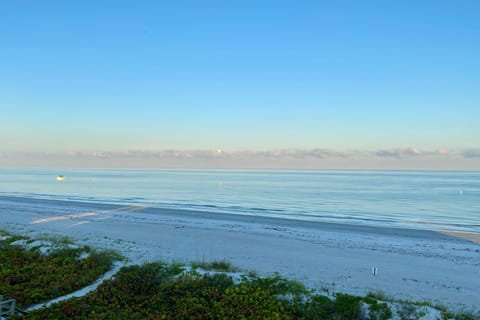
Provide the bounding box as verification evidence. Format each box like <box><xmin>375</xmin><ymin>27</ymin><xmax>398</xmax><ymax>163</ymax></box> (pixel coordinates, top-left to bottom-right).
<box><xmin>0</xmin><ymin>168</ymin><xmax>479</xmax><ymax>233</ymax></box>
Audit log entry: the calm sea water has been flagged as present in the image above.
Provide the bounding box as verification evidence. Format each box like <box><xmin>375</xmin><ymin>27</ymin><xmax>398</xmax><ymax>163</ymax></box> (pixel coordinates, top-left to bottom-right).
<box><xmin>0</xmin><ymin>168</ymin><xmax>479</xmax><ymax>233</ymax></box>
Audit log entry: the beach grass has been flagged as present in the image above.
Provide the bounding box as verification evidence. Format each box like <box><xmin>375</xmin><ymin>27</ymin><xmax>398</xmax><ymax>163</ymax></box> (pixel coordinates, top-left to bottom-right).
<box><xmin>190</xmin><ymin>259</ymin><xmax>239</xmax><ymax>272</ymax></box>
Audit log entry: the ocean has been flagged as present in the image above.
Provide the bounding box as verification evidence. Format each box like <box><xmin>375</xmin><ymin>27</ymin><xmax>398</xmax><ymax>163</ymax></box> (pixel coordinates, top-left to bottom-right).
<box><xmin>0</xmin><ymin>168</ymin><xmax>479</xmax><ymax>233</ymax></box>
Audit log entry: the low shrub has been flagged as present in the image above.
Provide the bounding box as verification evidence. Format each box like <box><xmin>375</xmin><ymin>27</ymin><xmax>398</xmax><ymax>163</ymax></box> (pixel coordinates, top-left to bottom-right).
<box><xmin>0</xmin><ymin>236</ymin><xmax>116</xmax><ymax>307</ymax></box>
<box><xmin>24</xmin><ymin>263</ymin><xmax>368</xmax><ymax>320</ymax></box>
<box><xmin>190</xmin><ymin>260</ymin><xmax>238</xmax><ymax>272</ymax></box>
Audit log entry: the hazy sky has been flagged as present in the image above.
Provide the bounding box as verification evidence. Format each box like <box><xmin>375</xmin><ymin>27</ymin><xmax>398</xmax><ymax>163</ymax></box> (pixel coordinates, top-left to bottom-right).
<box><xmin>1</xmin><ymin>1</ymin><xmax>479</xmax><ymax>169</ymax></box>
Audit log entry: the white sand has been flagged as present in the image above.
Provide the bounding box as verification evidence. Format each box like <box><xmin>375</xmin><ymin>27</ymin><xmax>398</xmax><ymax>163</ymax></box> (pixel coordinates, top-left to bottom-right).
<box><xmin>1</xmin><ymin>196</ymin><xmax>479</xmax><ymax>312</ymax></box>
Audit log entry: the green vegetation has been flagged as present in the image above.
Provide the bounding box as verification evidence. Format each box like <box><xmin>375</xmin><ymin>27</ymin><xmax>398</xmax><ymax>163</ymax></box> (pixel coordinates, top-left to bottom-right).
<box><xmin>24</xmin><ymin>263</ymin><xmax>371</xmax><ymax>320</ymax></box>
<box><xmin>36</xmin><ymin>235</ymin><xmax>74</xmax><ymax>246</ymax></box>
<box><xmin>443</xmin><ymin>311</ymin><xmax>480</xmax><ymax>320</ymax></box>
<box><xmin>363</xmin><ymin>294</ymin><xmax>392</xmax><ymax>320</ymax></box>
<box><xmin>190</xmin><ymin>259</ymin><xmax>239</xmax><ymax>272</ymax></box>
<box><xmin>0</xmin><ymin>233</ymin><xmax>118</xmax><ymax>308</ymax></box>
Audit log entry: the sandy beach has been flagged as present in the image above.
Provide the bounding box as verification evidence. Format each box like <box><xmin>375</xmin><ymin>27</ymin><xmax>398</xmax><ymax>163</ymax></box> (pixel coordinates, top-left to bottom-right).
<box><xmin>1</xmin><ymin>195</ymin><xmax>479</xmax><ymax>312</ymax></box>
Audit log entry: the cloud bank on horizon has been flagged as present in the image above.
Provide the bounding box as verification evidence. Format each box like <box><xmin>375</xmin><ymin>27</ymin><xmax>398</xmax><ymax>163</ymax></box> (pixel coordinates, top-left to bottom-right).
<box><xmin>1</xmin><ymin>148</ymin><xmax>479</xmax><ymax>170</ymax></box>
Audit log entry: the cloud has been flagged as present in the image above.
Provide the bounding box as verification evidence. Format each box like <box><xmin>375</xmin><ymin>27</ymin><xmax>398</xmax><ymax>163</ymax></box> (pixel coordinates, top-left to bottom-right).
<box><xmin>231</xmin><ymin>149</ymin><xmax>353</xmax><ymax>160</ymax></box>
<box><xmin>3</xmin><ymin>147</ymin><xmax>480</xmax><ymax>169</ymax></box>
<box><xmin>67</xmin><ymin>149</ymin><xmax>230</xmax><ymax>160</ymax></box>
<box><xmin>373</xmin><ymin>147</ymin><xmax>422</xmax><ymax>158</ymax></box>
<box><xmin>436</xmin><ymin>148</ymin><xmax>449</xmax><ymax>156</ymax></box>
<box><xmin>83</xmin><ymin>148</ymin><xmax>356</xmax><ymax>160</ymax></box>
<box><xmin>1</xmin><ymin>147</ymin><xmax>467</xmax><ymax>162</ymax></box>
<box><xmin>462</xmin><ymin>148</ymin><xmax>480</xmax><ymax>158</ymax></box>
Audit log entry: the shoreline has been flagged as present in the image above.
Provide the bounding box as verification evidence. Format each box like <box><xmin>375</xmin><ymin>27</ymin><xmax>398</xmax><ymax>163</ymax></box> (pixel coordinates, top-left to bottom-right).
<box><xmin>437</xmin><ymin>230</ymin><xmax>480</xmax><ymax>244</ymax></box>
<box><xmin>1</xmin><ymin>195</ymin><xmax>476</xmax><ymax>241</ymax></box>
<box><xmin>1</xmin><ymin>195</ymin><xmax>479</xmax><ymax>311</ymax></box>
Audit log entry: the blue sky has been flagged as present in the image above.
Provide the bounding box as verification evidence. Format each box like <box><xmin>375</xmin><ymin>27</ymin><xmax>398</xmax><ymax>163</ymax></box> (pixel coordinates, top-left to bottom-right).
<box><xmin>1</xmin><ymin>1</ymin><xmax>479</xmax><ymax>169</ymax></box>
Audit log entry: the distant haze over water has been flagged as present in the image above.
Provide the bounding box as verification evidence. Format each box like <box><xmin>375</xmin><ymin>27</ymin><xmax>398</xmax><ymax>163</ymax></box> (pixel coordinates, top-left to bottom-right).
<box><xmin>0</xmin><ymin>169</ymin><xmax>478</xmax><ymax>234</ymax></box>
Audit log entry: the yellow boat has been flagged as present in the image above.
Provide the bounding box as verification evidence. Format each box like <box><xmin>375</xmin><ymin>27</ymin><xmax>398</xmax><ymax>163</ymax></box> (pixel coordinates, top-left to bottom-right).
<box><xmin>56</xmin><ymin>175</ymin><xmax>66</xmax><ymax>181</ymax></box>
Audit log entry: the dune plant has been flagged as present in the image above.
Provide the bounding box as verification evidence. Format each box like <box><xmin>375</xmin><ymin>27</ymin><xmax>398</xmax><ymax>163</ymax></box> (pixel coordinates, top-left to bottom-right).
<box><xmin>0</xmin><ymin>234</ymin><xmax>118</xmax><ymax>307</ymax></box>
<box><xmin>190</xmin><ymin>260</ymin><xmax>238</xmax><ymax>272</ymax></box>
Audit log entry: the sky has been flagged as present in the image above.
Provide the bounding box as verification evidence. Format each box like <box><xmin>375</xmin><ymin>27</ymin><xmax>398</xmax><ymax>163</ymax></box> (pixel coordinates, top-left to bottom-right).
<box><xmin>1</xmin><ymin>1</ymin><xmax>479</xmax><ymax>169</ymax></box>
